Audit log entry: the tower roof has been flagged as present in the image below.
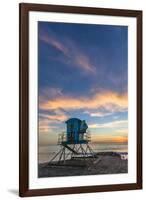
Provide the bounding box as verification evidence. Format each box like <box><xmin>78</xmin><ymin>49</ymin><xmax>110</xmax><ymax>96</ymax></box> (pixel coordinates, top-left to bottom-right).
<box><xmin>65</xmin><ymin>118</ymin><xmax>82</xmax><ymax>123</ymax></box>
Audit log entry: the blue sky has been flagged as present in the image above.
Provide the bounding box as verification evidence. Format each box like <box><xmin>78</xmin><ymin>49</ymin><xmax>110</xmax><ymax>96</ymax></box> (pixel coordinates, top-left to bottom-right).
<box><xmin>38</xmin><ymin>21</ymin><xmax>128</xmax><ymax>145</ymax></box>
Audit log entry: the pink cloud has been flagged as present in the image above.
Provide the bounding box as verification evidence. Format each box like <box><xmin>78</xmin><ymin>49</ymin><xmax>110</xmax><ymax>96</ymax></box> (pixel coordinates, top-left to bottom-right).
<box><xmin>40</xmin><ymin>33</ymin><xmax>69</xmax><ymax>56</ymax></box>
<box><xmin>39</xmin><ymin>32</ymin><xmax>96</xmax><ymax>73</ymax></box>
<box><xmin>88</xmin><ymin>120</ymin><xmax>128</xmax><ymax>129</ymax></box>
<box><xmin>39</xmin><ymin>90</ymin><xmax>128</xmax><ymax>113</ymax></box>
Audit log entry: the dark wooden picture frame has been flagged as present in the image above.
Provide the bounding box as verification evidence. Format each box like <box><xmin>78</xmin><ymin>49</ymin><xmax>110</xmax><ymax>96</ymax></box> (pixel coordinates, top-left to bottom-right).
<box><xmin>19</xmin><ymin>3</ymin><xmax>142</xmax><ymax>197</ymax></box>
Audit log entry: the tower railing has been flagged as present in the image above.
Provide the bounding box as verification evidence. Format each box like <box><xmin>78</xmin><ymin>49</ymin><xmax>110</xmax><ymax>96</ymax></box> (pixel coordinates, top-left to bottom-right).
<box><xmin>58</xmin><ymin>131</ymin><xmax>91</xmax><ymax>145</ymax></box>
<box><xmin>58</xmin><ymin>132</ymin><xmax>67</xmax><ymax>144</ymax></box>
<box><xmin>84</xmin><ymin>131</ymin><xmax>91</xmax><ymax>142</ymax></box>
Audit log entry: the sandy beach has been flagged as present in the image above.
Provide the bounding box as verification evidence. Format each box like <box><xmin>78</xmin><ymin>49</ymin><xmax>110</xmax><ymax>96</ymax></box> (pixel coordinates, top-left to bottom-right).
<box><xmin>38</xmin><ymin>152</ymin><xmax>128</xmax><ymax>178</ymax></box>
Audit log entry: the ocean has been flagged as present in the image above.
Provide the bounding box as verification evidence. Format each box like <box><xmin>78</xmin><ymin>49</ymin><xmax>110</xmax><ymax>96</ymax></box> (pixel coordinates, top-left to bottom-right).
<box><xmin>38</xmin><ymin>143</ymin><xmax>128</xmax><ymax>164</ymax></box>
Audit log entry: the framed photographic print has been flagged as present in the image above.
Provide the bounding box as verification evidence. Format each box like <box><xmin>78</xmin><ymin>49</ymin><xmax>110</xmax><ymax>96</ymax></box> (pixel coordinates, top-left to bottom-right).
<box><xmin>19</xmin><ymin>3</ymin><xmax>142</xmax><ymax>197</ymax></box>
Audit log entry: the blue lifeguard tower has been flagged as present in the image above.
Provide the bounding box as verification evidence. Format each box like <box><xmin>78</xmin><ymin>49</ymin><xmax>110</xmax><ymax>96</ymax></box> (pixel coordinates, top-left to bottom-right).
<box><xmin>48</xmin><ymin>118</ymin><xmax>95</xmax><ymax>166</ymax></box>
<box><xmin>65</xmin><ymin>118</ymin><xmax>88</xmax><ymax>144</ymax></box>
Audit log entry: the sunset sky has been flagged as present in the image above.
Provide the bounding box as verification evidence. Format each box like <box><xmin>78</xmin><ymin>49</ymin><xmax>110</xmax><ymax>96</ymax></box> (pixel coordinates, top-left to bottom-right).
<box><xmin>38</xmin><ymin>21</ymin><xmax>128</xmax><ymax>146</ymax></box>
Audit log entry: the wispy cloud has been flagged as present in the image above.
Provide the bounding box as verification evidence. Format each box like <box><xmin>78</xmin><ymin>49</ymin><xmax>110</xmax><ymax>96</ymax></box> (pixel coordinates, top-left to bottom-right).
<box><xmin>39</xmin><ymin>33</ymin><xmax>69</xmax><ymax>56</ymax></box>
<box><xmin>39</xmin><ymin>109</ymin><xmax>68</xmax><ymax>122</ymax></box>
<box><xmin>39</xmin><ymin>90</ymin><xmax>128</xmax><ymax>113</ymax></box>
<box><xmin>84</xmin><ymin>105</ymin><xmax>127</xmax><ymax>118</ymax></box>
<box><xmin>39</xmin><ymin>118</ymin><xmax>57</xmax><ymax>134</ymax></box>
<box><xmin>84</xmin><ymin>111</ymin><xmax>113</xmax><ymax>117</ymax></box>
<box><xmin>39</xmin><ymin>109</ymin><xmax>69</xmax><ymax>134</ymax></box>
<box><xmin>74</xmin><ymin>54</ymin><xmax>95</xmax><ymax>73</ymax></box>
<box><xmin>39</xmin><ymin>31</ymin><xmax>96</xmax><ymax>73</ymax></box>
<box><xmin>39</xmin><ymin>87</ymin><xmax>63</xmax><ymax>104</ymax></box>
<box><xmin>88</xmin><ymin>120</ymin><xmax>128</xmax><ymax>129</ymax></box>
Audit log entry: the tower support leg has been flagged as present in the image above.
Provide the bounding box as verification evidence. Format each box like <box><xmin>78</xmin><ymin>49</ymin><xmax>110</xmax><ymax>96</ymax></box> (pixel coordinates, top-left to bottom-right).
<box><xmin>48</xmin><ymin>143</ymin><xmax>96</xmax><ymax>166</ymax></box>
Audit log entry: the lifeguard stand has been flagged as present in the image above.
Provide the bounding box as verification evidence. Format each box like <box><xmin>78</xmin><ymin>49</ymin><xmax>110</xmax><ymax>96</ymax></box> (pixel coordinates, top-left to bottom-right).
<box><xmin>48</xmin><ymin>118</ymin><xmax>95</xmax><ymax>166</ymax></box>
<box><xmin>65</xmin><ymin>118</ymin><xmax>88</xmax><ymax>144</ymax></box>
